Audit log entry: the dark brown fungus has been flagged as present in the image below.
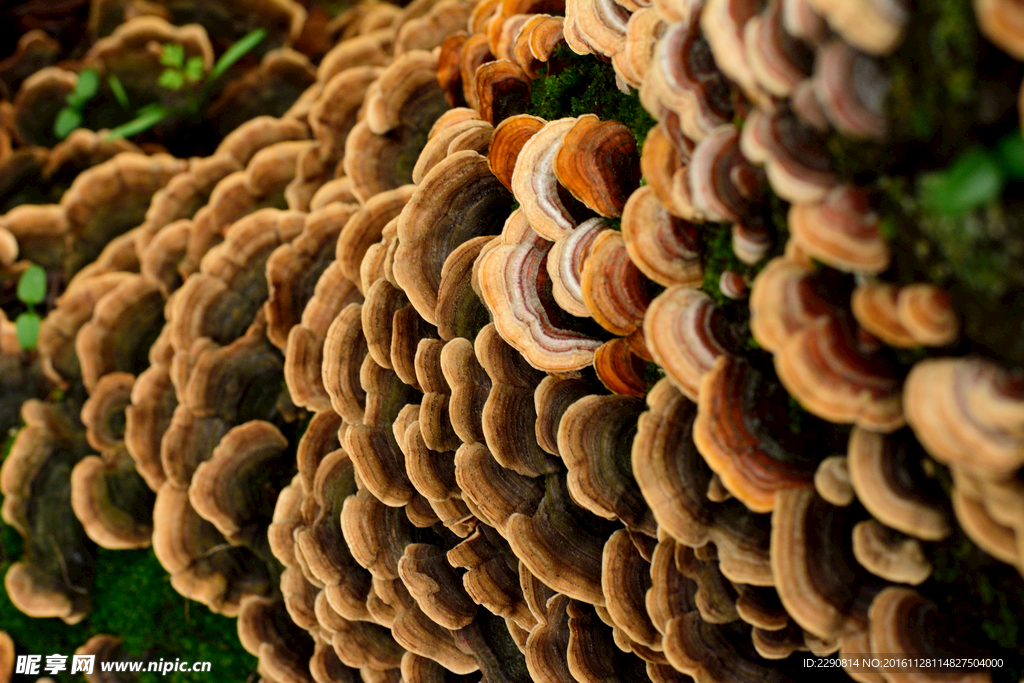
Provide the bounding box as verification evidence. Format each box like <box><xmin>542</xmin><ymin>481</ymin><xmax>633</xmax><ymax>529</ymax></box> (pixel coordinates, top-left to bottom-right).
<box><xmin>633</xmin><ymin>379</ymin><xmax>774</xmax><ymax>585</ymax></box>
<box><xmin>559</xmin><ymin>394</ymin><xmax>654</xmax><ymax>533</ymax></box>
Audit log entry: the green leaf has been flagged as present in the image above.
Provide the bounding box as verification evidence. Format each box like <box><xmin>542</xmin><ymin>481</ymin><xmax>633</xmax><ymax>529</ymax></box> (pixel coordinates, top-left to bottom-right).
<box><xmin>15</xmin><ymin>312</ymin><xmax>41</xmax><ymax>350</ymax></box>
<box><xmin>184</xmin><ymin>56</ymin><xmax>205</xmax><ymax>82</ymax></box>
<box><xmin>919</xmin><ymin>148</ymin><xmax>1004</xmax><ymax>216</ymax></box>
<box><xmin>108</xmin><ymin>74</ymin><xmax>130</xmax><ymax>109</ymax></box>
<box><xmin>160</xmin><ymin>43</ymin><xmax>185</xmax><ymax>69</ymax></box>
<box><xmin>208</xmin><ymin>28</ymin><xmax>266</xmax><ymax>84</ymax></box>
<box><xmin>158</xmin><ymin>68</ymin><xmax>185</xmax><ymax>90</ymax></box>
<box><xmin>75</xmin><ymin>68</ymin><xmax>100</xmax><ymax>101</ymax></box>
<box><xmin>996</xmin><ymin>131</ymin><xmax>1024</xmax><ymax>181</ymax></box>
<box><xmin>104</xmin><ymin>105</ymin><xmax>169</xmax><ymax>140</ymax></box>
<box><xmin>17</xmin><ymin>264</ymin><xmax>47</xmax><ymax>305</ymax></box>
<box><xmin>53</xmin><ymin>107</ymin><xmax>81</xmax><ymax>139</ymax></box>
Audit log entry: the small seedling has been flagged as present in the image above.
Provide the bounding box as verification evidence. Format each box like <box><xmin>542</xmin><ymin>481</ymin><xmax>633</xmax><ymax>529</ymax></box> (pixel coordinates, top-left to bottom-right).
<box><xmin>14</xmin><ymin>264</ymin><xmax>46</xmax><ymax>350</ymax></box>
<box><xmin>54</xmin><ymin>69</ymin><xmax>135</xmax><ymax>139</ymax></box>
<box><xmin>53</xmin><ymin>68</ymin><xmax>99</xmax><ymax>139</ymax></box>
<box><xmin>158</xmin><ymin>42</ymin><xmax>205</xmax><ymax>91</ymax></box>
<box><xmin>105</xmin><ymin>27</ymin><xmax>267</xmax><ymax>141</ymax></box>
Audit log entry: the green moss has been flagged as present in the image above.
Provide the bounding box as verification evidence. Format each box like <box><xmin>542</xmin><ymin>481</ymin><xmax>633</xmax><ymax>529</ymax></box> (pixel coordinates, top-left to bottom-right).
<box><xmin>528</xmin><ymin>45</ymin><xmax>656</xmax><ymax>148</ymax></box>
<box><xmin>699</xmin><ymin>222</ymin><xmax>745</xmax><ymax>308</ymax></box>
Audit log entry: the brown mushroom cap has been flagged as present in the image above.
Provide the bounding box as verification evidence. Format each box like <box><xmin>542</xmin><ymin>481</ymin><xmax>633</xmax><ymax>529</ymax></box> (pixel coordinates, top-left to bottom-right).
<box><xmin>846</xmin><ymin>427</ymin><xmax>951</xmax><ymax>541</ymax></box>
<box><xmin>70</xmin><ymin>446</ymin><xmax>154</xmax><ymax>550</ymax></box>
<box><xmin>1</xmin><ymin>401</ymin><xmax>93</xmax><ymax>624</ymax></box>
<box><xmin>904</xmin><ymin>357</ymin><xmax>1024</xmax><ymax>480</ymax></box>
<box><xmin>771</xmin><ymin>489</ymin><xmax>884</xmax><ymax>641</ymax></box>
<box><xmin>633</xmin><ymin>379</ymin><xmax>774</xmax><ymax>586</ymax></box>
<box><xmin>395</xmin><ymin>150</ymin><xmax>514</xmax><ymax>326</ymax></box>
<box><xmin>559</xmin><ymin>394</ymin><xmax>655</xmax><ymax>532</ymax></box>
<box><xmin>851</xmin><ymin>519</ymin><xmax>931</xmax><ymax>585</ymax></box>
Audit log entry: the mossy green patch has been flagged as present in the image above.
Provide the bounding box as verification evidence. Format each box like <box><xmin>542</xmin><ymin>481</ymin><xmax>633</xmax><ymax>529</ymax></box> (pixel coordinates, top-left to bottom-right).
<box><xmin>528</xmin><ymin>45</ymin><xmax>656</xmax><ymax>148</ymax></box>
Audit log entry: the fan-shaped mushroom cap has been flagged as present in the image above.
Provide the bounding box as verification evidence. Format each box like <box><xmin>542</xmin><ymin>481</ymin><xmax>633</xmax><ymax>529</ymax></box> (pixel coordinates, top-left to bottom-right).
<box><xmin>170</xmin><ymin>208</ymin><xmax>304</xmax><ymax>352</ymax></box>
<box><xmin>475</xmin><ymin>59</ymin><xmax>532</xmax><ymax>126</ymax></box>
<box><xmin>154</xmin><ymin>481</ymin><xmax>272</xmax><ymax>616</ymax></box>
<box><xmin>287</xmin><ymin>263</ymin><xmax>362</xmax><ymax>412</ymax></box>
<box><xmin>613</xmin><ymin>8</ymin><xmax>664</xmax><ymax>88</ymax></box>
<box><xmin>76</xmin><ymin>275</ymin><xmax>164</xmax><ymax>392</ymax></box>
<box><xmin>237</xmin><ymin>595</ymin><xmax>317</xmax><ymax>683</ymax></box>
<box><xmin>789</xmin><ymin>185</ymin><xmax>889</xmax><ymax>274</ymax></box>
<box><xmin>904</xmin><ymin>357</ymin><xmax>1024</xmax><ymax>480</ymax></box>
<box><xmin>438</xmin><ymin>337</ymin><xmax>489</xmax><ymax>446</ymax></box>
<box><xmin>161</xmin><ymin>317</ymin><xmax>286</xmax><ymax>488</ymax></box>
<box><xmin>772</xmin><ymin>489</ymin><xmax>884</xmax><ymax>640</ymax></box>
<box><xmin>454</xmin><ymin>442</ymin><xmax>545</xmax><ymax>536</ymax></box>
<box><xmin>490</xmin><ymin>114</ymin><xmax>546</xmax><ymax>193</ymax></box>
<box><xmin>634</xmin><ymin>379</ymin><xmax>774</xmax><ymax>585</ymax></box>
<box><xmin>621</xmin><ymin>186</ymin><xmax>702</xmax><ymax>288</ymax></box>
<box><xmin>553</xmin><ymin>115</ymin><xmax>640</xmax><ymax>218</ymax></box>
<box><xmin>395</xmin><ymin>150</ymin><xmax>513</xmax><ymax>325</ymax></box>
<box><xmin>740</xmin><ymin>108</ymin><xmax>837</xmax><ymax>204</ymax></box>
<box><xmin>812</xmin><ymin>40</ymin><xmax>888</xmax><ymax>140</ymax></box>
<box><xmin>851</xmin><ymin>519</ymin><xmax>930</xmax><ymax>585</ymax></box>
<box><xmin>641</xmin><ymin>14</ymin><xmax>735</xmax><ymax>143</ymax></box>
<box><xmin>690</xmin><ymin>124</ymin><xmax>765</xmax><ymax>223</ymax></box>
<box><xmin>477</xmin><ymin>211</ymin><xmax>603</xmax><ymax>372</ymax></box>
<box><xmin>473</xmin><ymin>322</ymin><xmax>558</xmax><ymax>477</ymax></box>
<box><xmin>70</xmin><ymin>445</ymin><xmax>154</xmax><ymax>550</ymax></box>
<box><xmin>695</xmin><ymin>357</ymin><xmax>821</xmax><ymax>514</ymax></box>
<box><xmin>748</xmin><ymin>255</ymin><xmax>835</xmax><ymax>353</ymax></box>
<box><xmin>60</xmin><ymin>152</ymin><xmax>187</xmax><ymax>275</ymax></box>
<box><xmin>644</xmin><ymin>287</ymin><xmax>734</xmax><ymax>400</ymax></box>
<box><xmin>269</xmin><ymin>475</ymin><xmax>304</xmax><ymax>568</ymax></box>
<box><xmin>581</xmin><ymin>229</ymin><xmax>652</xmax><ymax>336</ymax></box>
<box><xmin>35</xmin><ymin>270</ymin><xmax>129</xmax><ymax>382</ymax></box>
<box><xmin>846</xmin><ymin>428</ymin><xmax>951</xmax><ymax>541</ymax></box>
<box><xmin>868</xmin><ymin>586</ymin><xmax>991</xmax><ymax>683</ymax></box>
<box><xmin>548</xmin><ymin>217</ymin><xmax>608</xmax><ymax>318</ymax></box>
<box><xmin>805</xmin><ymin>0</ymin><xmax>907</xmax><ymax>56</ymax></box>
<box><xmin>398</xmin><ymin>542</ymin><xmax>478</xmax><ymax>630</ymax></box>
<box><xmin>525</xmin><ymin>593</ymin><xmax>575</xmax><ymax>682</ymax></box>
<box><xmin>123</xmin><ymin>363</ymin><xmax>174</xmax><ymax>492</ymax></box>
<box><xmin>559</xmin><ymin>394</ymin><xmax>654</xmax><ymax>532</ymax></box>
<box><xmin>188</xmin><ymin>420</ymin><xmax>291</xmax><ymax>544</ymax></box>
<box><xmin>322</xmin><ymin>302</ymin><xmax>370</xmax><ymax>424</ymax></box>
<box><xmin>507</xmin><ymin>473</ymin><xmax>618</xmax><ymax>605</ymax></box>
<box><xmin>447</xmin><ymin>524</ymin><xmax>536</xmax><ymax>630</ymax></box>
<box><xmin>775</xmin><ymin>315</ymin><xmax>903</xmax><ymax>432</ymax></box>
<box><xmin>602</xmin><ymin>528</ymin><xmax>661</xmax><ymax>649</ymax></box>
<box><xmin>511</xmin><ymin>117</ymin><xmax>582</xmax><ymax>240</ymax></box>
<box><xmin>266</xmin><ymin>202</ymin><xmax>359</xmax><ymax>351</ymax></box>
<box><xmin>413</xmin><ymin>111</ymin><xmax>492</xmax><ymax>184</ymax></box>
<box><xmin>1</xmin><ymin>401</ymin><xmax>93</xmax><ymax>624</ymax></box>
<box><xmin>814</xmin><ymin>455</ymin><xmax>854</xmax><ymax>506</ymax></box>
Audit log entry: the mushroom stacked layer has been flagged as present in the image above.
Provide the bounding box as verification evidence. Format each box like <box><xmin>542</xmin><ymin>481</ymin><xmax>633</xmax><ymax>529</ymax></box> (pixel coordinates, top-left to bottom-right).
<box><xmin>0</xmin><ymin>0</ymin><xmax>1022</xmax><ymax>682</ymax></box>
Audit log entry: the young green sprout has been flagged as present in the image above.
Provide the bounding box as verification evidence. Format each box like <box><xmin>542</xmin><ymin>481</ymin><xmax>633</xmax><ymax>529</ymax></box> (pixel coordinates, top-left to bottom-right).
<box><xmin>105</xmin><ymin>27</ymin><xmax>267</xmax><ymax>141</ymax></box>
<box><xmin>14</xmin><ymin>264</ymin><xmax>46</xmax><ymax>350</ymax></box>
<box><xmin>53</xmin><ymin>68</ymin><xmax>99</xmax><ymax>139</ymax></box>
